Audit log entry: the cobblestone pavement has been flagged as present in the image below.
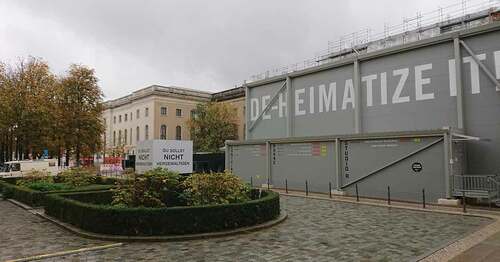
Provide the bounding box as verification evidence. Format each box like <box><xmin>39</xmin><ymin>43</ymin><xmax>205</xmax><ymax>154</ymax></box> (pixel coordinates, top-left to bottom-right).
<box><xmin>0</xmin><ymin>200</ymin><xmax>109</xmax><ymax>261</ymax></box>
<box><xmin>1</xmin><ymin>196</ymin><xmax>490</xmax><ymax>262</ymax></box>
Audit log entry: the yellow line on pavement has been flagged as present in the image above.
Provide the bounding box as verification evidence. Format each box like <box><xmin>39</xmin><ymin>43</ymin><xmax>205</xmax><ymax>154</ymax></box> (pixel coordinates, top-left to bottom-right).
<box><xmin>4</xmin><ymin>243</ymin><xmax>123</xmax><ymax>262</ymax></box>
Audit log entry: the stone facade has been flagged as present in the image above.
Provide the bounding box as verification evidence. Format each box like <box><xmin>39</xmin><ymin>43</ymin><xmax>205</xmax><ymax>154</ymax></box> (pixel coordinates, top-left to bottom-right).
<box><xmin>102</xmin><ymin>85</ymin><xmax>244</xmax><ymax>155</ymax></box>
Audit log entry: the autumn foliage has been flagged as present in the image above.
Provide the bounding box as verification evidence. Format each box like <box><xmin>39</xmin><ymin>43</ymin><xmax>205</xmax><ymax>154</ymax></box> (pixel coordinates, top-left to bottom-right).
<box><xmin>0</xmin><ymin>57</ymin><xmax>104</xmax><ymax>164</ymax></box>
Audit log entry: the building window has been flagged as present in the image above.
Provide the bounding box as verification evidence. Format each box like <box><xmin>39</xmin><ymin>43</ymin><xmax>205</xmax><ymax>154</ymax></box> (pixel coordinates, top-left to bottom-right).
<box><xmin>130</xmin><ymin>128</ymin><xmax>132</xmax><ymax>144</ymax></box>
<box><xmin>124</xmin><ymin>129</ymin><xmax>127</xmax><ymax>144</ymax></box>
<box><xmin>136</xmin><ymin>109</ymin><xmax>140</xmax><ymax>119</ymax></box>
<box><xmin>125</xmin><ymin>113</ymin><xmax>128</xmax><ymax>122</ymax></box>
<box><xmin>145</xmin><ymin>125</ymin><xmax>149</xmax><ymax>140</ymax></box>
<box><xmin>113</xmin><ymin>116</ymin><xmax>116</xmax><ymax>124</ymax></box>
<box><xmin>160</xmin><ymin>125</ymin><xmax>167</xmax><ymax>140</ymax></box>
<box><xmin>119</xmin><ymin>115</ymin><xmax>122</xmax><ymax>123</ymax></box>
<box><xmin>113</xmin><ymin>131</ymin><xmax>116</xmax><ymax>146</ymax></box>
<box><xmin>130</xmin><ymin>112</ymin><xmax>133</xmax><ymax>121</ymax></box>
<box><xmin>161</xmin><ymin>106</ymin><xmax>167</xmax><ymax>116</ymax></box>
<box><xmin>191</xmin><ymin>110</ymin><xmax>197</xmax><ymax>119</ymax></box>
<box><xmin>176</xmin><ymin>109</ymin><xmax>182</xmax><ymax>117</ymax></box>
<box><xmin>176</xmin><ymin>126</ymin><xmax>181</xmax><ymax>140</ymax></box>
<box><xmin>118</xmin><ymin>130</ymin><xmax>122</xmax><ymax>144</ymax></box>
<box><xmin>136</xmin><ymin>126</ymin><xmax>140</xmax><ymax>141</ymax></box>
<box><xmin>145</xmin><ymin>107</ymin><xmax>149</xmax><ymax>117</ymax></box>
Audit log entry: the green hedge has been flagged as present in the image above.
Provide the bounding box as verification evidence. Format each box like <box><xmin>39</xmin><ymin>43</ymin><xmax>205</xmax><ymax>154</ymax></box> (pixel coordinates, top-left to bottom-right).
<box><xmin>44</xmin><ymin>190</ymin><xmax>280</xmax><ymax>236</ymax></box>
<box><xmin>0</xmin><ymin>180</ymin><xmax>114</xmax><ymax>207</ymax></box>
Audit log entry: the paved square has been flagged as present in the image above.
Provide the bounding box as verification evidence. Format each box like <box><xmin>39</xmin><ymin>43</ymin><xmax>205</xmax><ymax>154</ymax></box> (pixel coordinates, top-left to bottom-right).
<box><xmin>0</xmin><ymin>196</ymin><xmax>489</xmax><ymax>261</ymax></box>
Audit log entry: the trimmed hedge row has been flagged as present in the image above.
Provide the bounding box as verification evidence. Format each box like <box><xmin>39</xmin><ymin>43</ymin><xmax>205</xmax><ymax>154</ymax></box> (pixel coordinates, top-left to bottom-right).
<box><xmin>0</xmin><ymin>180</ymin><xmax>114</xmax><ymax>207</ymax></box>
<box><xmin>44</xmin><ymin>190</ymin><xmax>280</xmax><ymax>236</ymax></box>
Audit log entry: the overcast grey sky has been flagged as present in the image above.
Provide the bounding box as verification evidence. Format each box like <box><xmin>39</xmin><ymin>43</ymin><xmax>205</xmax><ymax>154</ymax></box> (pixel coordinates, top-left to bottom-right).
<box><xmin>0</xmin><ymin>0</ymin><xmax>461</xmax><ymax>100</ymax></box>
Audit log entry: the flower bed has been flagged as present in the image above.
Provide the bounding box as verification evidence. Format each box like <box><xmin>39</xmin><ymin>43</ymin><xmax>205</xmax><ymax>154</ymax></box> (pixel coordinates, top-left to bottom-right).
<box><xmin>44</xmin><ymin>189</ymin><xmax>280</xmax><ymax>236</ymax></box>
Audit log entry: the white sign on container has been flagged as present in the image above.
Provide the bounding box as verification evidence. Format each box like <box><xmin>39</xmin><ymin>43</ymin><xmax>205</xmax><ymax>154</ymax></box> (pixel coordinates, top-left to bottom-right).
<box><xmin>135</xmin><ymin>140</ymin><xmax>193</xmax><ymax>174</ymax></box>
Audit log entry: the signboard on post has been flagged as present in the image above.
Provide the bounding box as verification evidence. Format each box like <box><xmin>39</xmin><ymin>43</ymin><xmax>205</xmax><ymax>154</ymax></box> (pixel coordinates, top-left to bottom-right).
<box><xmin>135</xmin><ymin>140</ymin><xmax>193</xmax><ymax>174</ymax></box>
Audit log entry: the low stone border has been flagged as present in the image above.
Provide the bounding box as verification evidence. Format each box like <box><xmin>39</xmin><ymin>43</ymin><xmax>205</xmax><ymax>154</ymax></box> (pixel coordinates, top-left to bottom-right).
<box><xmin>35</xmin><ymin>210</ymin><xmax>287</xmax><ymax>242</ymax></box>
<box><xmin>277</xmin><ymin>191</ymin><xmax>500</xmax><ymax>262</ymax></box>
<box><xmin>5</xmin><ymin>243</ymin><xmax>123</xmax><ymax>262</ymax></box>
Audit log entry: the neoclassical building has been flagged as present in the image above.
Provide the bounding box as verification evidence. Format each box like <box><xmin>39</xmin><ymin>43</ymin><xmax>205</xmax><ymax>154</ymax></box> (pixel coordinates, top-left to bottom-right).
<box><xmin>102</xmin><ymin>85</ymin><xmax>245</xmax><ymax>155</ymax></box>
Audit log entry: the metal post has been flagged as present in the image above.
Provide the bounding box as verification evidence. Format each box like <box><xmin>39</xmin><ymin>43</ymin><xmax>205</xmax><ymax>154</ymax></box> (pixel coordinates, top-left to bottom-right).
<box><xmin>422</xmin><ymin>189</ymin><xmax>426</xmax><ymax>209</ymax></box>
<box><xmin>244</xmin><ymin>85</ymin><xmax>251</xmax><ymax>140</ymax></box>
<box><xmin>489</xmin><ymin>193</ymin><xmax>492</xmax><ymax>210</ymax></box>
<box><xmin>463</xmin><ymin>190</ymin><xmax>467</xmax><ymax>213</ymax></box>
<box><xmin>329</xmin><ymin>182</ymin><xmax>332</xmax><ymax>198</ymax></box>
<box><xmin>444</xmin><ymin>132</ymin><xmax>451</xmax><ymax>198</ymax></box>
<box><xmin>335</xmin><ymin>138</ymin><xmax>342</xmax><ymax>190</ymax></box>
<box><xmin>356</xmin><ymin>184</ymin><xmax>359</xmax><ymax>202</ymax></box>
<box><xmin>387</xmin><ymin>186</ymin><xmax>391</xmax><ymax>205</ymax></box>
<box><xmin>285</xmin><ymin>179</ymin><xmax>288</xmax><ymax>194</ymax></box>
<box><xmin>353</xmin><ymin>59</ymin><xmax>361</xmax><ymax>134</ymax></box>
<box><xmin>453</xmin><ymin>38</ymin><xmax>465</xmax><ymax>130</ymax></box>
<box><xmin>266</xmin><ymin>141</ymin><xmax>271</xmax><ymax>190</ymax></box>
<box><xmin>462</xmin><ymin>176</ymin><xmax>467</xmax><ymax>213</ymax></box>
<box><xmin>286</xmin><ymin>76</ymin><xmax>293</xmax><ymax>137</ymax></box>
<box><xmin>306</xmin><ymin>180</ymin><xmax>309</xmax><ymax>196</ymax></box>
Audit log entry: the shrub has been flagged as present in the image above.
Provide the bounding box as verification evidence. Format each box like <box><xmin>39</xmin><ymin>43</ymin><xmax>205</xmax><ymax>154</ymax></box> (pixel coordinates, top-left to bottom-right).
<box><xmin>25</xmin><ymin>181</ymin><xmax>71</xmax><ymax>192</ymax></box>
<box><xmin>58</xmin><ymin>167</ymin><xmax>95</xmax><ymax>187</ymax></box>
<box><xmin>0</xmin><ymin>179</ymin><xmax>114</xmax><ymax>207</ymax></box>
<box><xmin>183</xmin><ymin>171</ymin><xmax>250</xmax><ymax>206</ymax></box>
<box><xmin>112</xmin><ymin>168</ymin><xmax>183</xmax><ymax>208</ymax></box>
<box><xmin>44</xmin><ymin>189</ymin><xmax>280</xmax><ymax>236</ymax></box>
<box><xmin>16</xmin><ymin>169</ymin><xmax>54</xmax><ymax>188</ymax></box>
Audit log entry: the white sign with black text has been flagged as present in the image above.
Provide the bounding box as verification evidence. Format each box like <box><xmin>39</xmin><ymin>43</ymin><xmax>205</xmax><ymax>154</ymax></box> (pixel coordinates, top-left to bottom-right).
<box><xmin>135</xmin><ymin>140</ymin><xmax>193</xmax><ymax>174</ymax></box>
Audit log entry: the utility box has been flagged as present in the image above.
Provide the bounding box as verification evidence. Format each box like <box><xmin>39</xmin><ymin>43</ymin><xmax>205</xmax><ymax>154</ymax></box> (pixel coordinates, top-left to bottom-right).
<box><xmin>135</xmin><ymin>140</ymin><xmax>193</xmax><ymax>174</ymax></box>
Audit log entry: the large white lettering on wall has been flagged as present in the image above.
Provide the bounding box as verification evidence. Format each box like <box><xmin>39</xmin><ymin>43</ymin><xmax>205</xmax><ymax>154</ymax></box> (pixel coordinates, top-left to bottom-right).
<box><xmin>250</xmin><ymin>50</ymin><xmax>500</xmax><ymax>121</ymax></box>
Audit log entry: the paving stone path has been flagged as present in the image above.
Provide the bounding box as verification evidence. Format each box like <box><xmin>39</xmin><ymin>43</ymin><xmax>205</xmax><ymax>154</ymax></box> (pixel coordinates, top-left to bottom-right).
<box><xmin>0</xmin><ymin>196</ymin><xmax>490</xmax><ymax>262</ymax></box>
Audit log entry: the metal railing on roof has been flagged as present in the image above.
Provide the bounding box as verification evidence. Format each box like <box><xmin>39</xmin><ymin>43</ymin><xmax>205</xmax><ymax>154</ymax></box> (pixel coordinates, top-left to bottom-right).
<box><xmin>247</xmin><ymin>0</ymin><xmax>500</xmax><ymax>83</ymax></box>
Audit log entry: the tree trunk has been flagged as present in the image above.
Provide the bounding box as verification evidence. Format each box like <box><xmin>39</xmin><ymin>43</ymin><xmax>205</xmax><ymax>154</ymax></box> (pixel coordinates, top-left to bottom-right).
<box><xmin>65</xmin><ymin>148</ymin><xmax>70</xmax><ymax>167</ymax></box>
<box><xmin>57</xmin><ymin>144</ymin><xmax>62</xmax><ymax>167</ymax></box>
<box><xmin>76</xmin><ymin>142</ymin><xmax>81</xmax><ymax>167</ymax></box>
<box><xmin>8</xmin><ymin>130</ymin><xmax>13</xmax><ymax>161</ymax></box>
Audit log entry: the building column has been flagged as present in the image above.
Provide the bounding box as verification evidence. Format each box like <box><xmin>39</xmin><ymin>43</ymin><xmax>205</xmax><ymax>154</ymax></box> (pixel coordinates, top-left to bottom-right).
<box><xmin>454</xmin><ymin>37</ymin><xmax>465</xmax><ymax>131</ymax></box>
<box><xmin>286</xmin><ymin>76</ymin><xmax>293</xmax><ymax>137</ymax></box>
<box><xmin>353</xmin><ymin>59</ymin><xmax>362</xmax><ymax>134</ymax></box>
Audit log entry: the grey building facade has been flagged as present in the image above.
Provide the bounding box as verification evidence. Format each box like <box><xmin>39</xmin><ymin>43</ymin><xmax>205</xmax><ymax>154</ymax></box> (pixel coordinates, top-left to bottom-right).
<box><xmin>227</xmin><ymin>12</ymin><xmax>500</xmax><ymax>202</ymax></box>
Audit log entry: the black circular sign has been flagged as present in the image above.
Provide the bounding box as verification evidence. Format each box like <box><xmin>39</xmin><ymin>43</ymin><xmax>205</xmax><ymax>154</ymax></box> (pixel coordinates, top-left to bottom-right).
<box><xmin>412</xmin><ymin>162</ymin><xmax>423</xmax><ymax>172</ymax></box>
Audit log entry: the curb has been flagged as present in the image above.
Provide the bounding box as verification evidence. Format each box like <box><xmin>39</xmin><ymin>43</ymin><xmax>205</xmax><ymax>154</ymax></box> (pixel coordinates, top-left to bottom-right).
<box><xmin>35</xmin><ymin>211</ymin><xmax>288</xmax><ymax>242</ymax></box>
<box><xmin>4</xmin><ymin>243</ymin><xmax>123</xmax><ymax>262</ymax></box>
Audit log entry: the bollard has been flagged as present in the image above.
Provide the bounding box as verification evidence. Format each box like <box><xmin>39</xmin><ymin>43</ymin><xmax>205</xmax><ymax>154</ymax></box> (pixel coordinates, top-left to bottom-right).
<box><xmin>329</xmin><ymin>182</ymin><xmax>332</xmax><ymax>199</ymax></box>
<box><xmin>285</xmin><ymin>179</ymin><xmax>288</xmax><ymax>194</ymax></box>
<box><xmin>422</xmin><ymin>189</ymin><xmax>426</xmax><ymax>209</ymax></box>
<box><xmin>306</xmin><ymin>180</ymin><xmax>309</xmax><ymax>196</ymax></box>
<box><xmin>250</xmin><ymin>177</ymin><xmax>253</xmax><ymax>188</ymax></box>
<box><xmin>489</xmin><ymin>194</ymin><xmax>492</xmax><ymax>210</ymax></box>
<box><xmin>355</xmin><ymin>184</ymin><xmax>359</xmax><ymax>202</ymax></box>
<box><xmin>387</xmin><ymin>186</ymin><xmax>391</xmax><ymax>205</ymax></box>
<box><xmin>463</xmin><ymin>191</ymin><xmax>467</xmax><ymax>213</ymax></box>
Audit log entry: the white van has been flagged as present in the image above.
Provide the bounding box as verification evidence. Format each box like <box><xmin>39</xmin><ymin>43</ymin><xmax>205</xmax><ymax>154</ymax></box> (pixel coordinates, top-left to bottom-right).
<box><xmin>0</xmin><ymin>159</ymin><xmax>59</xmax><ymax>178</ymax></box>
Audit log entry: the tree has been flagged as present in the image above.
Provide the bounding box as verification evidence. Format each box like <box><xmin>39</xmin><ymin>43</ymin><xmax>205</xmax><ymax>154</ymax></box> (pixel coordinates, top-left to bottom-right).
<box><xmin>187</xmin><ymin>102</ymin><xmax>237</xmax><ymax>152</ymax></box>
<box><xmin>0</xmin><ymin>57</ymin><xmax>56</xmax><ymax>161</ymax></box>
<box><xmin>59</xmin><ymin>64</ymin><xmax>104</xmax><ymax>166</ymax></box>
